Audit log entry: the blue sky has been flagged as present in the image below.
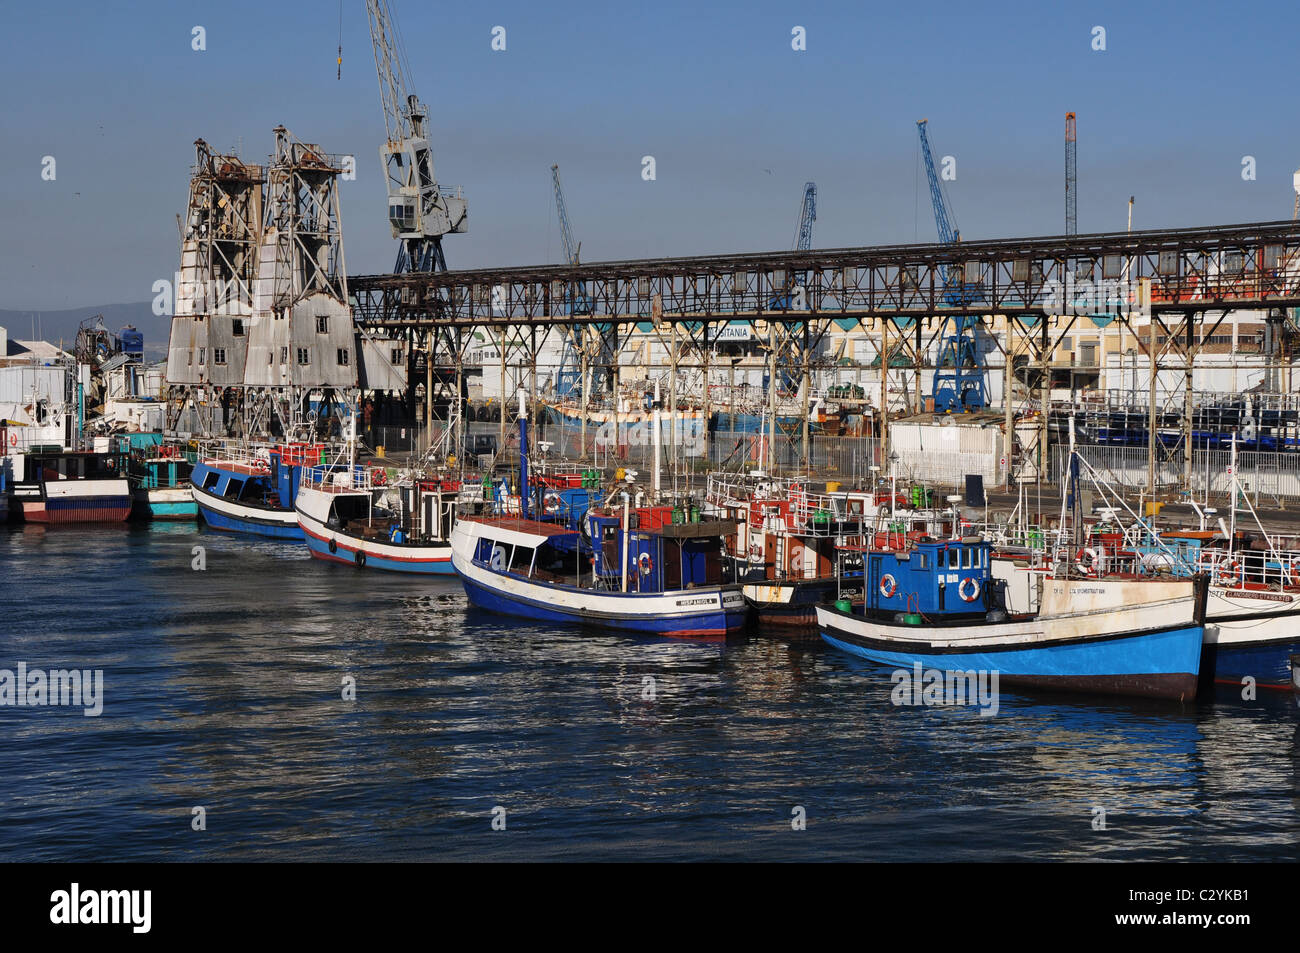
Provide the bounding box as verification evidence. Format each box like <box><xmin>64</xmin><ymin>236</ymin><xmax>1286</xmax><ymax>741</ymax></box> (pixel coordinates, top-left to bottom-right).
<box><xmin>1</xmin><ymin>0</ymin><xmax>1298</xmax><ymax>309</ymax></box>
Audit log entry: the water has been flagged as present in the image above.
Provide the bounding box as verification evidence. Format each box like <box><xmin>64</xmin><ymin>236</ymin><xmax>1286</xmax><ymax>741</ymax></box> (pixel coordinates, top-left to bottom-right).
<box><xmin>1</xmin><ymin>522</ymin><xmax>1298</xmax><ymax>861</ymax></box>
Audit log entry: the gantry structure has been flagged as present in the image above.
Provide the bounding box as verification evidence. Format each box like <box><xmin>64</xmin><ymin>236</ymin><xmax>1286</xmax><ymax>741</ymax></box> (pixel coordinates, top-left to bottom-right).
<box><xmin>351</xmin><ymin>219</ymin><xmax>1300</xmax><ymax>493</ymax></box>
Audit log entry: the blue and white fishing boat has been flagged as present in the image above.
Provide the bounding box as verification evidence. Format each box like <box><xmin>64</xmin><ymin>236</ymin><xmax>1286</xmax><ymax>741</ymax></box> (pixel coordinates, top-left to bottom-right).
<box><xmin>191</xmin><ymin>442</ymin><xmax>323</xmax><ymax>539</ymax></box>
<box><xmin>450</xmin><ymin>395</ymin><xmax>748</xmax><ymax>638</ymax></box>
<box><xmin>296</xmin><ymin>464</ymin><xmax>461</xmax><ymax>573</ymax></box>
<box><xmin>817</xmin><ymin>537</ymin><xmax>1207</xmax><ymax>701</ymax></box>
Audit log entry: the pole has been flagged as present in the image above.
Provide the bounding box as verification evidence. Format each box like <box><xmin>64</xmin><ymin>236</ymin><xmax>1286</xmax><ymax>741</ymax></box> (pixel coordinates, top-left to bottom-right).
<box><xmin>767</xmin><ymin>322</ymin><xmax>778</xmax><ymax>475</ymax></box>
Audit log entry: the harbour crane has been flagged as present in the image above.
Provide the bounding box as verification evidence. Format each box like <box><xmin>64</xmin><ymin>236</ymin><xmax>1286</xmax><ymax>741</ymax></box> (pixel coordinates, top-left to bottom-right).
<box><xmin>794</xmin><ymin>181</ymin><xmax>817</xmax><ymax>252</ymax></box>
<box><xmin>551</xmin><ymin>164</ymin><xmax>595</xmax><ymax>396</ymax></box>
<box><xmin>1065</xmin><ymin>112</ymin><xmax>1077</xmax><ymax>236</ymax></box>
<box><xmin>366</xmin><ymin>0</ymin><xmax>466</xmax><ymax>273</ymax></box>
<box><xmin>916</xmin><ymin>119</ymin><xmax>986</xmax><ymax>413</ymax></box>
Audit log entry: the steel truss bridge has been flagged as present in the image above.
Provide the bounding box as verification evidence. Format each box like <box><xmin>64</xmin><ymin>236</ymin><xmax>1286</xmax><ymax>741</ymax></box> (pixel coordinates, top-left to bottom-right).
<box><xmin>351</xmin><ymin>220</ymin><xmax>1300</xmax><ymax>492</ymax></box>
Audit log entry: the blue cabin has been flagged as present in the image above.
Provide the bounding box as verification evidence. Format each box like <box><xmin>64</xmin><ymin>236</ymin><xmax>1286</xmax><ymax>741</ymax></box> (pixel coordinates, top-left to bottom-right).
<box><xmin>862</xmin><ymin>539</ymin><xmax>992</xmax><ymax>618</ymax></box>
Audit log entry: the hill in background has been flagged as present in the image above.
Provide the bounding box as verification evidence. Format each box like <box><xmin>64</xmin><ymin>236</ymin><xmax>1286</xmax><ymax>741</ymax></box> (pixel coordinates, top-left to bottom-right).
<box><xmin>0</xmin><ymin>303</ymin><xmax>169</xmax><ymax>360</ymax></box>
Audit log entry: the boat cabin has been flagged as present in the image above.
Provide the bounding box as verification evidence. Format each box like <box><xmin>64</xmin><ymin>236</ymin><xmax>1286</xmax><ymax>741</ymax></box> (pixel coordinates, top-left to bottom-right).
<box><xmin>469</xmin><ymin>516</ymin><xmax>735</xmax><ymax>594</ymax></box>
<box><xmin>852</xmin><ymin>537</ymin><xmax>993</xmax><ymax>618</ymax></box>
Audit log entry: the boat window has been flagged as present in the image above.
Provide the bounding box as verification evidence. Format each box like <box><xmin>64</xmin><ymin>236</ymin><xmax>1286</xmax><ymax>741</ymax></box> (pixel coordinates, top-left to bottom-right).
<box><xmin>202</xmin><ymin>471</ymin><xmax>220</xmax><ymax>490</ymax></box>
<box><xmin>948</xmin><ymin>549</ymin><xmax>958</xmax><ymax>569</ymax></box>
<box><xmin>917</xmin><ymin>553</ymin><xmax>928</xmax><ymax>570</ymax></box>
<box><xmin>223</xmin><ymin>478</ymin><xmax>244</xmax><ymax>499</ymax></box>
<box><xmin>962</xmin><ymin>548</ymin><xmax>971</xmax><ymax>569</ymax></box>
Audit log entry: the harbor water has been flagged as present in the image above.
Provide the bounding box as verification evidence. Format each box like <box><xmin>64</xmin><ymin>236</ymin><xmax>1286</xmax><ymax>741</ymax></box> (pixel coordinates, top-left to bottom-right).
<box><xmin>1</xmin><ymin>522</ymin><xmax>1298</xmax><ymax>862</ymax></box>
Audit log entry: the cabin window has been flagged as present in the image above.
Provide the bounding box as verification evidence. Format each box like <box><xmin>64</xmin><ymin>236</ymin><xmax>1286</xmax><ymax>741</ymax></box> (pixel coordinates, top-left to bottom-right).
<box><xmin>337</xmin><ymin>348</ymin><xmax>350</xmax><ymax>366</ymax></box>
<box><xmin>917</xmin><ymin>553</ymin><xmax>928</xmax><ymax>570</ymax></box>
<box><xmin>232</xmin><ymin>319</ymin><xmax>245</xmax><ymax>336</ymax></box>
<box><xmin>961</xmin><ymin>548</ymin><xmax>971</xmax><ymax>569</ymax></box>
<box><xmin>213</xmin><ymin>347</ymin><xmax>227</xmax><ymax>365</ymax></box>
<box><xmin>316</xmin><ymin>315</ymin><xmax>329</xmax><ymax>333</ymax></box>
<box><xmin>296</xmin><ymin>347</ymin><xmax>310</xmax><ymax>365</ymax></box>
<box><xmin>202</xmin><ymin>471</ymin><xmax>220</xmax><ymax>490</ymax></box>
<box><xmin>948</xmin><ymin>549</ymin><xmax>958</xmax><ymax>569</ymax></box>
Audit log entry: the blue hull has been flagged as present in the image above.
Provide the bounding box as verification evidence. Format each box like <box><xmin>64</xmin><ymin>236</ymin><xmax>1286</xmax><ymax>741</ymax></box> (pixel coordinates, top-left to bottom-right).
<box><xmin>303</xmin><ymin>528</ymin><xmax>455</xmax><ymax>574</ymax></box>
<box><xmin>821</xmin><ymin>618</ymin><xmax>1203</xmax><ymax>700</ymax></box>
<box><xmin>196</xmin><ymin>500</ymin><xmax>303</xmax><ymax>540</ymax></box>
<box><xmin>1201</xmin><ymin>638</ymin><xmax>1300</xmax><ymax>692</ymax></box>
<box><xmin>462</xmin><ymin>575</ymin><xmax>748</xmax><ymax>639</ymax></box>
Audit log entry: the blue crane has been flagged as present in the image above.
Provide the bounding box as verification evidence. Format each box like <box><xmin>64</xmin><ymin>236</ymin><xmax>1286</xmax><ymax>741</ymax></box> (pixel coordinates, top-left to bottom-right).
<box><xmin>766</xmin><ymin>182</ymin><xmax>818</xmax><ymax>391</ymax></box>
<box><xmin>916</xmin><ymin>119</ymin><xmax>986</xmax><ymax>413</ymax></box>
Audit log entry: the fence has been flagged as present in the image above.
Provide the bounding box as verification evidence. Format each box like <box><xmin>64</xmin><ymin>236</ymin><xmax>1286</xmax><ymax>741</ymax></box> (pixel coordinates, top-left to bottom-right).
<box><xmin>1052</xmin><ymin>444</ymin><xmax>1300</xmax><ymax>503</ymax></box>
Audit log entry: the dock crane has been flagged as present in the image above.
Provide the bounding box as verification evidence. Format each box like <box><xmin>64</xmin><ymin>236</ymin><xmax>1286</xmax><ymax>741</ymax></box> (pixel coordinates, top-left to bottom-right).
<box><xmin>366</xmin><ymin>0</ymin><xmax>466</xmax><ymax>273</ymax></box>
<box><xmin>916</xmin><ymin>119</ymin><xmax>986</xmax><ymax>413</ymax></box>
<box><xmin>551</xmin><ymin>164</ymin><xmax>593</xmax><ymax>397</ymax></box>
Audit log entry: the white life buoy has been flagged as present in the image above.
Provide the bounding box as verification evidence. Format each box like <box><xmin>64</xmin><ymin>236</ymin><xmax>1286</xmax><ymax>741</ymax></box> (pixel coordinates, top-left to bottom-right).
<box><xmin>638</xmin><ymin>552</ymin><xmax>653</xmax><ymax>575</ymax></box>
<box><xmin>959</xmin><ymin>577</ymin><xmax>981</xmax><ymax>603</ymax></box>
<box><xmin>543</xmin><ymin>492</ymin><xmax>562</xmax><ymax>515</ymax></box>
<box><xmin>879</xmin><ymin>573</ymin><xmax>897</xmax><ymax>598</ymax></box>
<box><xmin>1076</xmin><ymin>546</ymin><xmax>1103</xmax><ymax>576</ymax></box>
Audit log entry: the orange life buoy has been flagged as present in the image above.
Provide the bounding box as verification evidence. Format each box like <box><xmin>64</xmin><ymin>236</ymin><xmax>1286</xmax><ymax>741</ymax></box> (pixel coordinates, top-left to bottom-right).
<box><xmin>879</xmin><ymin>573</ymin><xmax>897</xmax><ymax>598</ymax></box>
<box><xmin>372</xmin><ymin>468</ymin><xmax>387</xmax><ymax>487</ymax></box>
<box><xmin>638</xmin><ymin>552</ymin><xmax>653</xmax><ymax>575</ymax></box>
<box><xmin>959</xmin><ymin>577</ymin><xmax>981</xmax><ymax>603</ymax></box>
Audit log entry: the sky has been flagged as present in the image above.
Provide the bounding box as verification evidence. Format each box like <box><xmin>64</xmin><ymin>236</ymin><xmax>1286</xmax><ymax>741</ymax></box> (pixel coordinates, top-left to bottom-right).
<box><xmin>1</xmin><ymin>0</ymin><xmax>1299</xmax><ymax>311</ymax></box>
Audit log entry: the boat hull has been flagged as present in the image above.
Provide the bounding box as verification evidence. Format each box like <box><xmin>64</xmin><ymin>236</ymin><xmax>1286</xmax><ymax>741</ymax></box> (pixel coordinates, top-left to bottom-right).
<box><xmin>193</xmin><ymin>485</ymin><xmax>302</xmax><ymax>540</ymax></box>
<box><xmin>1201</xmin><ymin>612</ymin><xmax>1300</xmax><ymax>691</ymax></box>
<box><xmin>132</xmin><ymin>486</ymin><xmax>198</xmax><ymax>520</ymax></box>
<box><xmin>816</xmin><ymin>592</ymin><xmax>1205</xmax><ymax>702</ymax></box>
<box><xmin>300</xmin><ymin>521</ymin><xmax>454</xmax><ymax>574</ymax></box>
<box><xmin>19</xmin><ymin>480</ymin><xmax>132</xmax><ymax>524</ymax></box>
<box><xmin>460</xmin><ymin>573</ymin><xmax>748</xmax><ymax>639</ymax></box>
<box><xmin>743</xmin><ymin>578</ymin><xmax>840</xmax><ymax>633</ymax></box>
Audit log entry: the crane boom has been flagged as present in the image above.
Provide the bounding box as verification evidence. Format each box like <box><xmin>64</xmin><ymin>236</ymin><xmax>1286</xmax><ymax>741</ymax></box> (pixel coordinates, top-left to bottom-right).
<box><xmin>551</xmin><ymin>164</ymin><xmax>580</xmax><ymax>265</ymax></box>
<box><xmin>794</xmin><ymin>181</ymin><xmax>817</xmax><ymax>252</ymax></box>
<box><xmin>365</xmin><ymin>0</ymin><xmax>466</xmax><ymax>272</ymax></box>
<box><xmin>917</xmin><ymin>120</ymin><xmax>958</xmax><ymax>247</ymax></box>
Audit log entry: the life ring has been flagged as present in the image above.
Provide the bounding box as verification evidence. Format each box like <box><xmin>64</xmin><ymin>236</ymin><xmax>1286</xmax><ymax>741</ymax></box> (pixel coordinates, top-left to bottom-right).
<box><xmin>355</xmin><ymin>549</ymin><xmax>366</xmax><ymax>568</ymax></box>
<box><xmin>638</xmin><ymin>552</ymin><xmax>654</xmax><ymax>575</ymax></box>
<box><xmin>879</xmin><ymin>573</ymin><xmax>897</xmax><ymax>598</ymax></box>
<box><xmin>328</xmin><ymin>538</ymin><xmax>337</xmax><ymax>554</ymax></box>
<box><xmin>959</xmin><ymin>577</ymin><xmax>981</xmax><ymax>603</ymax></box>
<box><xmin>253</xmin><ymin>457</ymin><xmax>270</xmax><ymax>473</ymax></box>
<box><xmin>105</xmin><ymin>457</ymin><xmax>116</xmax><ymax>470</ymax></box>
<box><xmin>372</xmin><ymin>468</ymin><xmax>387</xmax><ymax>487</ymax></box>
<box><xmin>7</xmin><ymin>432</ymin><xmax>15</xmax><ymax>447</ymax></box>
<box><xmin>543</xmin><ymin>492</ymin><xmax>562</xmax><ymax>515</ymax></box>
<box><xmin>1076</xmin><ymin>546</ymin><xmax>1102</xmax><ymax>576</ymax></box>
<box><xmin>1286</xmin><ymin>561</ymin><xmax>1300</xmax><ymax>587</ymax></box>
<box><xmin>1215</xmin><ymin>559</ymin><xmax>1242</xmax><ymax>587</ymax></box>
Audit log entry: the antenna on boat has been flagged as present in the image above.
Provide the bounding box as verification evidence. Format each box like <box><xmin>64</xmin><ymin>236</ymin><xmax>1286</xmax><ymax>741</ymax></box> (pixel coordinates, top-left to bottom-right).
<box><xmin>518</xmin><ymin>387</ymin><xmax>529</xmax><ymax>520</ymax></box>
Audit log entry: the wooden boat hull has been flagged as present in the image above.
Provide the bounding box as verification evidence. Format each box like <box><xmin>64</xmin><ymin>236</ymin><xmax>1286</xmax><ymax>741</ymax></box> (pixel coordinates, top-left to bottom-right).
<box><xmin>296</xmin><ymin>487</ymin><xmax>454</xmax><ymax>574</ymax></box>
<box><xmin>816</xmin><ymin>582</ymin><xmax>1205</xmax><ymax>701</ymax></box>
<box><xmin>193</xmin><ymin>484</ymin><xmax>302</xmax><ymax>539</ymax></box>
<box><xmin>451</xmin><ymin>520</ymin><xmax>749</xmax><ymax>639</ymax></box>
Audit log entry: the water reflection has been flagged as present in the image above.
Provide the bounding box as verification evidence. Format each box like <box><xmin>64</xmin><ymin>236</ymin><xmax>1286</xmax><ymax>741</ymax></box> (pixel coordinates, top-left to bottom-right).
<box><xmin>0</xmin><ymin>522</ymin><xmax>1296</xmax><ymax>861</ymax></box>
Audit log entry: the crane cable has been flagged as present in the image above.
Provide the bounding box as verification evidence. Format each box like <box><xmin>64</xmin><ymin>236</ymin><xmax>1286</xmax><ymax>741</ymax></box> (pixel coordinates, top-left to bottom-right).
<box><xmin>337</xmin><ymin>0</ymin><xmax>343</xmax><ymax>79</ymax></box>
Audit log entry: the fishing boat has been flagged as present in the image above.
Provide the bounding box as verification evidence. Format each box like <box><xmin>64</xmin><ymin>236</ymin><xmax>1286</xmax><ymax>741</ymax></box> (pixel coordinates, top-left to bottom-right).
<box><xmin>191</xmin><ymin>442</ymin><xmax>324</xmax><ymax>539</ymax></box>
<box><xmin>113</xmin><ymin>433</ymin><xmax>197</xmax><ymax>520</ymax></box>
<box><xmin>450</xmin><ymin>396</ymin><xmax>748</xmax><ymax>638</ymax></box>
<box><xmin>451</xmin><ymin>513</ymin><xmax>748</xmax><ymax>638</ymax></box>
<box><xmin>706</xmin><ymin>472</ymin><xmax>960</xmax><ymax>633</ymax></box>
<box><xmin>817</xmin><ymin>535</ymin><xmax>1207</xmax><ymax>701</ymax></box>
<box><xmin>7</xmin><ymin>448</ymin><xmax>132</xmax><ymax>524</ymax></box>
<box><xmin>296</xmin><ymin>463</ymin><xmax>462</xmax><ymax>573</ymax></box>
